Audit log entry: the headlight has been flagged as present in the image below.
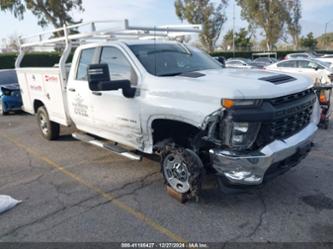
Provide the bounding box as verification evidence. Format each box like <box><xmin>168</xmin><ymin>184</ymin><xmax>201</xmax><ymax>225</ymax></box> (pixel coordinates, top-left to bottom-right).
<box><xmin>223</xmin><ymin>121</ymin><xmax>261</xmax><ymax>151</ymax></box>
<box><xmin>221</xmin><ymin>99</ymin><xmax>262</xmax><ymax>109</ymax></box>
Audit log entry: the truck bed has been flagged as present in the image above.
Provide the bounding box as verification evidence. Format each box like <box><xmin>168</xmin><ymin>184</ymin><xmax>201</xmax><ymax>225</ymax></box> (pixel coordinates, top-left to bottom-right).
<box><xmin>16</xmin><ymin>67</ymin><xmax>70</xmax><ymax>126</ymax></box>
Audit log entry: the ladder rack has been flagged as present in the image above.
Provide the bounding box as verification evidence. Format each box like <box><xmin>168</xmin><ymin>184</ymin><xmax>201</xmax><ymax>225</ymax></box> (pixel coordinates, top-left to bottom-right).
<box><xmin>16</xmin><ymin>19</ymin><xmax>202</xmax><ymax>85</ymax></box>
<box><xmin>18</xmin><ymin>19</ymin><xmax>202</xmax><ymax>48</ymax></box>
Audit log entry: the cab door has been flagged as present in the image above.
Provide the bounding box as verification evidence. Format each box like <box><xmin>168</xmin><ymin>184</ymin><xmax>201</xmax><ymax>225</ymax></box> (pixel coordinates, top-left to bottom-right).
<box><xmin>67</xmin><ymin>47</ymin><xmax>99</xmax><ymax>132</ymax></box>
<box><xmin>90</xmin><ymin>46</ymin><xmax>142</xmax><ymax>149</ymax></box>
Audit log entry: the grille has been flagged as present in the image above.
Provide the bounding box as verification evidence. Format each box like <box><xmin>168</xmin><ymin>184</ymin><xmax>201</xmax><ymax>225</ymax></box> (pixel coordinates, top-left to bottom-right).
<box><xmin>269</xmin><ymin>88</ymin><xmax>314</xmax><ymax>106</ymax></box>
<box><xmin>255</xmin><ymin>90</ymin><xmax>315</xmax><ymax>147</ymax></box>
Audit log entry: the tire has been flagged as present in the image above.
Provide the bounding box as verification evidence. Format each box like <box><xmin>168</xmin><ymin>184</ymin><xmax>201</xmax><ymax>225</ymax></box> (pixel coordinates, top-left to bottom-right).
<box><xmin>161</xmin><ymin>144</ymin><xmax>204</xmax><ymax>201</ymax></box>
<box><xmin>36</xmin><ymin>106</ymin><xmax>60</xmax><ymax>140</ymax></box>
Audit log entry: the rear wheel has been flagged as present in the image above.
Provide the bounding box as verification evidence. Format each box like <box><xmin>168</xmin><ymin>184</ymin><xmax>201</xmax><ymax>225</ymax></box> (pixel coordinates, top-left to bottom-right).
<box><xmin>161</xmin><ymin>144</ymin><xmax>204</xmax><ymax>201</ymax></box>
<box><xmin>36</xmin><ymin>106</ymin><xmax>60</xmax><ymax>140</ymax></box>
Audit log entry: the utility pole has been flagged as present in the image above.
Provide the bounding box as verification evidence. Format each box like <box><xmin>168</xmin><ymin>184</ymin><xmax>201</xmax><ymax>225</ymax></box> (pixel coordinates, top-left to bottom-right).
<box><xmin>324</xmin><ymin>19</ymin><xmax>333</xmax><ymax>49</ymax></box>
<box><xmin>232</xmin><ymin>1</ymin><xmax>235</xmax><ymax>58</ymax></box>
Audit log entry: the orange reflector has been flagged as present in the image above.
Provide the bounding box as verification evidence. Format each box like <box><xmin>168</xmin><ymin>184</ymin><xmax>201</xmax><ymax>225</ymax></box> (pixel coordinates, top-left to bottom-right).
<box><xmin>222</xmin><ymin>99</ymin><xmax>234</xmax><ymax>108</ymax></box>
<box><xmin>320</xmin><ymin>94</ymin><xmax>327</xmax><ymax>104</ymax></box>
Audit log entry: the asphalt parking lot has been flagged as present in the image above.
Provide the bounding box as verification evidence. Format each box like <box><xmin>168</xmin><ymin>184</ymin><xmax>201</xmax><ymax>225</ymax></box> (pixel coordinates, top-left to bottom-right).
<box><xmin>0</xmin><ymin>113</ymin><xmax>333</xmax><ymax>243</ymax></box>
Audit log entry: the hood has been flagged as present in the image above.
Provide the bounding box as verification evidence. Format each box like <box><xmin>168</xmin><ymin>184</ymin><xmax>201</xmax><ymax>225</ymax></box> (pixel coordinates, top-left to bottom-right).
<box><xmin>1</xmin><ymin>83</ymin><xmax>20</xmax><ymax>91</ymax></box>
<box><xmin>144</xmin><ymin>69</ymin><xmax>312</xmax><ymax>102</ymax></box>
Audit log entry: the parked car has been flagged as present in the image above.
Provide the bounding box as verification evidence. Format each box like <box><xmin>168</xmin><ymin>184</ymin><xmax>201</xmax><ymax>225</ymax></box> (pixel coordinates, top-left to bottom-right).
<box><xmin>253</xmin><ymin>57</ymin><xmax>277</xmax><ymax>65</ymax></box>
<box><xmin>0</xmin><ymin>70</ymin><xmax>22</xmax><ymax>115</ymax></box>
<box><xmin>266</xmin><ymin>58</ymin><xmax>333</xmax><ymax>84</ymax></box>
<box><xmin>213</xmin><ymin>56</ymin><xmax>226</xmax><ymax>67</ymax></box>
<box><xmin>0</xmin><ymin>83</ymin><xmax>23</xmax><ymax>115</ymax></box>
<box><xmin>16</xmin><ymin>20</ymin><xmax>320</xmax><ymax>201</ymax></box>
<box><xmin>252</xmin><ymin>52</ymin><xmax>278</xmax><ymax>67</ymax></box>
<box><xmin>225</xmin><ymin>58</ymin><xmax>257</xmax><ymax>69</ymax></box>
<box><xmin>250</xmin><ymin>58</ymin><xmax>277</xmax><ymax>69</ymax></box>
<box><xmin>285</xmin><ymin>52</ymin><xmax>318</xmax><ymax>60</ymax></box>
<box><xmin>317</xmin><ymin>54</ymin><xmax>333</xmax><ymax>65</ymax></box>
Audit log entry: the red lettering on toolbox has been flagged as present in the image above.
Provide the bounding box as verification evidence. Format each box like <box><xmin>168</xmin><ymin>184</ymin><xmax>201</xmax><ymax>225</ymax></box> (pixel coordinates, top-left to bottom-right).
<box><xmin>44</xmin><ymin>75</ymin><xmax>58</xmax><ymax>82</ymax></box>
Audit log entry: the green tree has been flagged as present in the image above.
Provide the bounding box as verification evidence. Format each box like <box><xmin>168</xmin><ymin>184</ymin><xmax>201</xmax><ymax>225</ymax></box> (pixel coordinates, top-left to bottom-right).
<box><xmin>222</xmin><ymin>28</ymin><xmax>252</xmax><ymax>51</ymax></box>
<box><xmin>236</xmin><ymin>0</ymin><xmax>288</xmax><ymax>50</ymax></box>
<box><xmin>300</xmin><ymin>32</ymin><xmax>317</xmax><ymax>50</ymax></box>
<box><xmin>174</xmin><ymin>0</ymin><xmax>228</xmax><ymax>52</ymax></box>
<box><xmin>235</xmin><ymin>28</ymin><xmax>252</xmax><ymax>51</ymax></box>
<box><xmin>285</xmin><ymin>0</ymin><xmax>302</xmax><ymax>49</ymax></box>
<box><xmin>222</xmin><ymin>29</ymin><xmax>233</xmax><ymax>50</ymax></box>
<box><xmin>317</xmin><ymin>32</ymin><xmax>333</xmax><ymax>50</ymax></box>
<box><xmin>0</xmin><ymin>0</ymin><xmax>84</xmax><ymax>28</ymax></box>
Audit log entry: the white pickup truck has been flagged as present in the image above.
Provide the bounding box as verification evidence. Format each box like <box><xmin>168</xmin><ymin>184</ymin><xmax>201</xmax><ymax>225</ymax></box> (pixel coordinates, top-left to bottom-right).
<box><xmin>16</xmin><ymin>21</ymin><xmax>320</xmax><ymax>200</ymax></box>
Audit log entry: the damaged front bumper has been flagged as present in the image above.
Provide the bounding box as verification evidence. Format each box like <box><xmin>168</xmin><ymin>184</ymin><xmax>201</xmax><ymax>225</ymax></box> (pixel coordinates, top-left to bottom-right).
<box><xmin>209</xmin><ymin>122</ymin><xmax>318</xmax><ymax>185</ymax></box>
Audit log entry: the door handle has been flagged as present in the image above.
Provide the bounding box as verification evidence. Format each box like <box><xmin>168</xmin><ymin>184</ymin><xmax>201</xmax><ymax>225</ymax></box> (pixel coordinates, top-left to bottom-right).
<box><xmin>68</xmin><ymin>88</ymin><xmax>76</xmax><ymax>92</ymax></box>
<box><xmin>92</xmin><ymin>91</ymin><xmax>102</xmax><ymax>96</ymax></box>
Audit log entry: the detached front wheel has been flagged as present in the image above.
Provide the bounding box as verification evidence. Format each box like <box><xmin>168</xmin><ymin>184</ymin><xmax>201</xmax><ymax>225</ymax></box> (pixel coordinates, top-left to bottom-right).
<box><xmin>162</xmin><ymin>145</ymin><xmax>204</xmax><ymax>201</ymax></box>
<box><xmin>36</xmin><ymin>106</ymin><xmax>60</xmax><ymax>140</ymax></box>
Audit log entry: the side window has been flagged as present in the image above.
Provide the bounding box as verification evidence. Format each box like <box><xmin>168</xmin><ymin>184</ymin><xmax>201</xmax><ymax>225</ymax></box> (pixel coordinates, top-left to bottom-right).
<box><xmin>76</xmin><ymin>48</ymin><xmax>96</xmax><ymax>80</ymax></box>
<box><xmin>100</xmin><ymin>47</ymin><xmax>137</xmax><ymax>84</ymax></box>
<box><xmin>277</xmin><ymin>61</ymin><xmax>297</xmax><ymax>68</ymax></box>
<box><xmin>298</xmin><ymin>60</ymin><xmax>311</xmax><ymax>68</ymax></box>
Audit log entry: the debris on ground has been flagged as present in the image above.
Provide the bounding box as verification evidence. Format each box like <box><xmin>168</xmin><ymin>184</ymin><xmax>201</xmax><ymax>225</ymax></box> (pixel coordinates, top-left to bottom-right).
<box><xmin>0</xmin><ymin>195</ymin><xmax>22</xmax><ymax>214</ymax></box>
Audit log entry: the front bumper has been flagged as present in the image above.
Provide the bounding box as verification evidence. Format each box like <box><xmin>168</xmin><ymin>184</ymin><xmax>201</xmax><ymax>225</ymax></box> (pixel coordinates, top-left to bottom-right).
<box><xmin>209</xmin><ymin>122</ymin><xmax>318</xmax><ymax>185</ymax></box>
<box><xmin>1</xmin><ymin>98</ymin><xmax>23</xmax><ymax>112</ymax></box>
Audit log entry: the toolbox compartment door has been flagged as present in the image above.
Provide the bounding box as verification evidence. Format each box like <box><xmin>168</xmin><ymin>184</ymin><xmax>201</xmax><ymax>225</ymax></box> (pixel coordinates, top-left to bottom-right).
<box><xmin>16</xmin><ymin>68</ymin><xmax>70</xmax><ymax>126</ymax></box>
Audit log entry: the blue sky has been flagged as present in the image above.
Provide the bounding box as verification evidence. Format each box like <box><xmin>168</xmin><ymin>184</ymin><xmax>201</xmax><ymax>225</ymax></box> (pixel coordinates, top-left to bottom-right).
<box><xmin>0</xmin><ymin>0</ymin><xmax>333</xmax><ymax>45</ymax></box>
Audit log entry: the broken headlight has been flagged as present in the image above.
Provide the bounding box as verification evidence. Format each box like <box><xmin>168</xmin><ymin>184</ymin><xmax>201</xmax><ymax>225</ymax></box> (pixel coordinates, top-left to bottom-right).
<box><xmin>223</xmin><ymin>121</ymin><xmax>261</xmax><ymax>151</ymax></box>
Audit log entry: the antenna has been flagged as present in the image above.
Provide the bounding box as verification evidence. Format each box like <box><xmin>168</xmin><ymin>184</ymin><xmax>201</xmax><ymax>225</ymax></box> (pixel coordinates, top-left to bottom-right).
<box><xmin>154</xmin><ymin>25</ymin><xmax>157</xmax><ymax>76</ymax></box>
<box><xmin>232</xmin><ymin>1</ymin><xmax>236</xmax><ymax>58</ymax></box>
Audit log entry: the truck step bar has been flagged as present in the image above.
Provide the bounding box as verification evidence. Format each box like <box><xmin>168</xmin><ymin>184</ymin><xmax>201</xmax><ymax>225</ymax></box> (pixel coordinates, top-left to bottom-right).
<box><xmin>72</xmin><ymin>132</ymin><xmax>142</xmax><ymax>161</ymax></box>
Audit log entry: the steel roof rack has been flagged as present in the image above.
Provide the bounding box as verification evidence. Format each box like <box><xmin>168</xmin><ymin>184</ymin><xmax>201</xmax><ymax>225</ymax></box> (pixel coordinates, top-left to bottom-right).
<box><xmin>15</xmin><ymin>19</ymin><xmax>202</xmax><ymax>83</ymax></box>
<box><xmin>18</xmin><ymin>19</ymin><xmax>202</xmax><ymax>48</ymax></box>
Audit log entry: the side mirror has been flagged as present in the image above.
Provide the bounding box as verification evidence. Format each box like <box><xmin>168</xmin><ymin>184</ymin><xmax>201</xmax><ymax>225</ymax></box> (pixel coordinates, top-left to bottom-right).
<box><xmin>87</xmin><ymin>64</ymin><xmax>110</xmax><ymax>91</ymax></box>
<box><xmin>87</xmin><ymin>64</ymin><xmax>136</xmax><ymax>98</ymax></box>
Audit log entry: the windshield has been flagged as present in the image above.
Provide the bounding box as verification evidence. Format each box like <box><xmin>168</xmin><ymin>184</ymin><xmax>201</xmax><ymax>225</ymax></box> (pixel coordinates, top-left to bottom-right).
<box><xmin>129</xmin><ymin>43</ymin><xmax>221</xmax><ymax>76</ymax></box>
<box><xmin>314</xmin><ymin>59</ymin><xmax>331</xmax><ymax>68</ymax></box>
<box><xmin>0</xmin><ymin>70</ymin><xmax>17</xmax><ymax>85</ymax></box>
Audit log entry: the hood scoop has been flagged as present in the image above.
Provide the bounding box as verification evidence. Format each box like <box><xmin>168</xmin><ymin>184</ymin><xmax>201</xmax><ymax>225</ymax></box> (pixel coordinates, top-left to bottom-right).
<box><xmin>179</xmin><ymin>71</ymin><xmax>206</xmax><ymax>78</ymax></box>
<box><xmin>259</xmin><ymin>74</ymin><xmax>296</xmax><ymax>85</ymax></box>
